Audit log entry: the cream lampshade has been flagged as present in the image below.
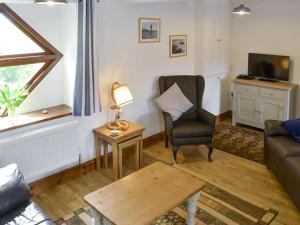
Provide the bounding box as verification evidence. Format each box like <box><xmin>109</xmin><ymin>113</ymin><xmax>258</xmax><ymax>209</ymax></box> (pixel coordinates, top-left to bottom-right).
<box><xmin>113</xmin><ymin>84</ymin><xmax>134</xmax><ymax>108</ymax></box>
<box><xmin>107</xmin><ymin>82</ymin><xmax>134</xmax><ymax>131</ymax></box>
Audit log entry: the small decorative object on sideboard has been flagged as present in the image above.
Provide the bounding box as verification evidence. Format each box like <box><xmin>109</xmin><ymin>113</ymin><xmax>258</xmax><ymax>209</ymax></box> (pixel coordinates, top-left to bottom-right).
<box><xmin>107</xmin><ymin>82</ymin><xmax>134</xmax><ymax>131</ymax></box>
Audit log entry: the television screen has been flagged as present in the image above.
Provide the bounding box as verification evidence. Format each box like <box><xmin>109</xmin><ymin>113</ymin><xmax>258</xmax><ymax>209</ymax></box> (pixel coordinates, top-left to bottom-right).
<box><xmin>248</xmin><ymin>53</ymin><xmax>290</xmax><ymax>81</ymax></box>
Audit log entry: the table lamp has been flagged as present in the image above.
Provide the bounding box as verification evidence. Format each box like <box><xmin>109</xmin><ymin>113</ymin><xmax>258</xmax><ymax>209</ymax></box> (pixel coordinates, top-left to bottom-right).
<box><xmin>107</xmin><ymin>82</ymin><xmax>134</xmax><ymax>131</ymax></box>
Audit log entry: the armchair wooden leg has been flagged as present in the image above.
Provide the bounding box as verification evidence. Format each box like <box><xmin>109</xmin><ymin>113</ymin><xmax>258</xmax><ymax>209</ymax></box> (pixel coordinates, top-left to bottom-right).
<box><xmin>208</xmin><ymin>147</ymin><xmax>213</xmax><ymax>162</ymax></box>
<box><xmin>172</xmin><ymin>145</ymin><xmax>179</xmax><ymax>163</ymax></box>
<box><xmin>165</xmin><ymin>135</ymin><xmax>169</xmax><ymax>148</ymax></box>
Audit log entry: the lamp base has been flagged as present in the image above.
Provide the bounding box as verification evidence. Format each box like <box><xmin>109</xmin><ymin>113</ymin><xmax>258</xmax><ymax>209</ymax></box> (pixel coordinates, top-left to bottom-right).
<box><xmin>107</xmin><ymin>120</ymin><xmax>129</xmax><ymax>131</ymax></box>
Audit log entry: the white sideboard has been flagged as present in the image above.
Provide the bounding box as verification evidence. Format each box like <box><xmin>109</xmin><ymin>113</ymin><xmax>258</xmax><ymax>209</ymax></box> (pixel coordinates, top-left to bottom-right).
<box><xmin>232</xmin><ymin>79</ymin><xmax>298</xmax><ymax>129</ymax></box>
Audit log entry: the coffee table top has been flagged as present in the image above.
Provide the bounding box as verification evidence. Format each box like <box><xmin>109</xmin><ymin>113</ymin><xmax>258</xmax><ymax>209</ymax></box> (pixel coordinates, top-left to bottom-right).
<box><xmin>84</xmin><ymin>161</ymin><xmax>204</xmax><ymax>225</ymax></box>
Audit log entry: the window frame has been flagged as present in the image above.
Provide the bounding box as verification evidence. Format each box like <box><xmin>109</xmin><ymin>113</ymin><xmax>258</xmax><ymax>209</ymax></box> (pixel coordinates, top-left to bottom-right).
<box><xmin>0</xmin><ymin>3</ymin><xmax>62</xmax><ymax>116</ymax></box>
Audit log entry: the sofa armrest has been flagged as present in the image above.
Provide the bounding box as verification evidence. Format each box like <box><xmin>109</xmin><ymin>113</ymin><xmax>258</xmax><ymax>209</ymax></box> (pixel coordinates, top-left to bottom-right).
<box><xmin>162</xmin><ymin>111</ymin><xmax>174</xmax><ymax>141</ymax></box>
<box><xmin>198</xmin><ymin>108</ymin><xmax>216</xmax><ymax>127</ymax></box>
<box><xmin>0</xmin><ymin>164</ymin><xmax>31</xmax><ymax>217</ymax></box>
<box><xmin>264</xmin><ymin>120</ymin><xmax>287</xmax><ymax>137</ymax></box>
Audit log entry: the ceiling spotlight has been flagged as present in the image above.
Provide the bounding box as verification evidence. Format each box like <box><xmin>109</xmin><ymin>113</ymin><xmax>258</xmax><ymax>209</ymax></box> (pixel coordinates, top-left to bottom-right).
<box><xmin>34</xmin><ymin>0</ymin><xmax>68</xmax><ymax>5</ymax></box>
<box><xmin>233</xmin><ymin>3</ymin><xmax>251</xmax><ymax>15</ymax></box>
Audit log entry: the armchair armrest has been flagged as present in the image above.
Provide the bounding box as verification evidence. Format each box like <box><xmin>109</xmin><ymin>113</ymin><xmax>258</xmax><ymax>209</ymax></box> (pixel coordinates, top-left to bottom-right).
<box><xmin>264</xmin><ymin>120</ymin><xmax>287</xmax><ymax>137</ymax></box>
<box><xmin>198</xmin><ymin>108</ymin><xmax>216</xmax><ymax>127</ymax></box>
<box><xmin>162</xmin><ymin>111</ymin><xmax>174</xmax><ymax>141</ymax></box>
<box><xmin>0</xmin><ymin>164</ymin><xmax>31</xmax><ymax>217</ymax></box>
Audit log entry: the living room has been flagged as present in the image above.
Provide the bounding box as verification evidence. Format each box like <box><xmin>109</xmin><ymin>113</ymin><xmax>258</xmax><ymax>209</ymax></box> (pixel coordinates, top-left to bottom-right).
<box><xmin>0</xmin><ymin>0</ymin><xmax>299</xmax><ymax>225</ymax></box>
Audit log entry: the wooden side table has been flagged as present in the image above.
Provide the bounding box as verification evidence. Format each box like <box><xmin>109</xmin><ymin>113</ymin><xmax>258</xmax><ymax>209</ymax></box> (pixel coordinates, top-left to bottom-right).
<box><xmin>93</xmin><ymin>122</ymin><xmax>145</xmax><ymax>180</ymax></box>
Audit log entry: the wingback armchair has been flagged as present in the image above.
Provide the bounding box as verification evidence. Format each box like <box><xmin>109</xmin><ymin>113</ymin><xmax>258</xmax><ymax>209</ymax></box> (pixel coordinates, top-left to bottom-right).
<box><xmin>159</xmin><ymin>75</ymin><xmax>216</xmax><ymax>162</ymax></box>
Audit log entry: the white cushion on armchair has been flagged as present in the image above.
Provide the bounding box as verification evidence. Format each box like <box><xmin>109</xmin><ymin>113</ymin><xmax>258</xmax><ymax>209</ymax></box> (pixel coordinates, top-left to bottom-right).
<box><xmin>155</xmin><ymin>83</ymin><xmax>193</xmax><ymax>121</ymax></box>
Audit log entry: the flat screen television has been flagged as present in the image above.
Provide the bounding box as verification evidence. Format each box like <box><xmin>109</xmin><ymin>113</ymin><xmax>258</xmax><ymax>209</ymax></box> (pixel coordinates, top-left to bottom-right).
<box><xmin>248</xmin><ymin>53</ymin><xmax>290</xmax><ymax>82</ymax></box>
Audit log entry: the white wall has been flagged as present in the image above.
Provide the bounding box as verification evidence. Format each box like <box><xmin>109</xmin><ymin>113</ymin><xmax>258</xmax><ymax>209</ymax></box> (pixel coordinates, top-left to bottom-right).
<box><xmin>230</xmin><ymin>1</ymin><xmax>300</xmax><ymax>117</ymax></box>
<box><xmin>75</xmin><ymin>0</ymin><xmax>195</xmax><ymax>161</ymax></box>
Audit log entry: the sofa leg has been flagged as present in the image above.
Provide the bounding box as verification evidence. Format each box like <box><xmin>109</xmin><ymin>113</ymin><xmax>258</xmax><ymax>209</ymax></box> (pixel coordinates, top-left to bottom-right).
<box><xmin>208</xmin><ymin>147</ymin><xmax>213</xmax><ymax>162</ymax></box>
<box><xmin>172</xmin><ymin>145</ymin><xmax>179</xmax><ymax>163</ymax></box>
<box><xmin>165</xmin><ymin>135</ymin><xmax>169</xmax><ymax>148</ymax></box>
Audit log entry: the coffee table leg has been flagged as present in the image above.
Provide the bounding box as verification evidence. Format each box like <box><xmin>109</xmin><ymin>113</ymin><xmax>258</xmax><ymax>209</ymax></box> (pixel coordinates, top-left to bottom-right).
<box><xmin>90</xmin><ymin>208</ymin><xmax>102</xmax><ymax>225</ymax></box>
<box><xmin>186</xmin><ymin>192</ymin><xmax>200</xmax><ymax>225</ymax></box>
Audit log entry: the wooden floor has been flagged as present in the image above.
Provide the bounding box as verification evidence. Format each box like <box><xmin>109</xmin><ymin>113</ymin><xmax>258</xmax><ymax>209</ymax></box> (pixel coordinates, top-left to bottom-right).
<box><xmin>33</xmin><ymin>141</ymin><xmax>300</xmax><ymax>225</ymax></box>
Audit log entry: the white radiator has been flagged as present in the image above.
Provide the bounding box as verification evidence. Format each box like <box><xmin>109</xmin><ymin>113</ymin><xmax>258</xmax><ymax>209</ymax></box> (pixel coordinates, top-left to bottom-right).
<box><xmin>0</xmin><ymin>119</ymin><xmax>79</xmax><ymax>183</ymax></box>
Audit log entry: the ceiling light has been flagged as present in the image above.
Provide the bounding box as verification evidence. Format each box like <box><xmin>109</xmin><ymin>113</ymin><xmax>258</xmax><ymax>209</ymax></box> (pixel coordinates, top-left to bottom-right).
<box><xmin>233</xmin><ymin>3</ymin><xmax>251</xmax><ymax>15</ymax></box>
<box><xmin>34</xmin><ymin>0</ymin><xmax>68</xmax><ymax>5</ymax></box>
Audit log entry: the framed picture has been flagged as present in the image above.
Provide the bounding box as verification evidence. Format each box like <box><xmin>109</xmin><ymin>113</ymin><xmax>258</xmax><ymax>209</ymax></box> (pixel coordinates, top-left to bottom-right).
<box><xmin>169</xmin><ymin>35</ymin><xmax>187</xmax><ymax>58</ymax></box>
<box><xmin>139</xmin><ymin>18</ymin><xmax>160</xmax><ymax>43</ymax></box>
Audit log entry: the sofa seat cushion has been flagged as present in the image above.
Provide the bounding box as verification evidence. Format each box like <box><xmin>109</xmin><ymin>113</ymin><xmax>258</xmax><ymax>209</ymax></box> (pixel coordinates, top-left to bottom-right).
<box><xmin>283</xmin><ymin>157</ymin><xmax>300</xmax><ymax>210</ymax></box>
<box><xmin>173</xmin><ymin>119</ymin><xmax>214</xmax><ymax>138</ymax></box>
<box><xmin>0</xmin><ymin>201</ymin><xmax>55</xmax><ymax>225</ymax></box>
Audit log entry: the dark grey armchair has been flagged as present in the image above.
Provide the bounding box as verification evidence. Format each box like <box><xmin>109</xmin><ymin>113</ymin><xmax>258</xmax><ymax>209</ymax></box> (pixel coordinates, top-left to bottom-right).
<box><xmin>159</xmin><ymin>75</ymin><xmax>216</xmax><ymax>162</ymax></box>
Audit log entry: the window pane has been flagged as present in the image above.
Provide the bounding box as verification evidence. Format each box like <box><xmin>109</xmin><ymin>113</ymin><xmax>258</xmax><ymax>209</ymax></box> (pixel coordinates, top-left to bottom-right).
<box><xmin>0</xmin><ymin>13</ymin><xmax>44</xmax><ymax>56</ymax></box>
<box><xmin>0</xmin><ymin>63</ymin><xmax>44</xmax><ymax>110</ymax></box>
<box><xmin>0</xmin><ymin>63</ymin><xmax>44</xmax><ymax>87</ymax></box>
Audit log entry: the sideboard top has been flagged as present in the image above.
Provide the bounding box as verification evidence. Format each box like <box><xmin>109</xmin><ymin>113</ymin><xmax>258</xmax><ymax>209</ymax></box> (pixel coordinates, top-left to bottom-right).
<box><xmin>233</xmin><ymin>79</ymin><xmax>298</xmax><ymax>90</ymax></box>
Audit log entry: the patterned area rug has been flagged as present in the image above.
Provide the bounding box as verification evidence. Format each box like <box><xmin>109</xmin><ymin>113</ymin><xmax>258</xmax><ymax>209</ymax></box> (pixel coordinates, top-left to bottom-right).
<box><xmin>55</xmin><ymin>183</ymin><xmax>277</xmax><ymax>225</ymax></box>
<box><xmin>213</xmin><ymin>123</ymin><xmax>264</xmax><ymax>164</ymax></box>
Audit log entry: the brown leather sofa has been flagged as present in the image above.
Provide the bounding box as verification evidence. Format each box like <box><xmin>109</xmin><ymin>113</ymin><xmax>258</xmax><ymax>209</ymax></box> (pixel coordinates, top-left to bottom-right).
<box><xmin>264</xmin><ymin>120</ymin><xmax>300</xmax><ymax>210</ymax></box>
<box><xmin>0</xmin><ymin>164</ymin><xmax>55</xmax><ymax>225</ymax></box>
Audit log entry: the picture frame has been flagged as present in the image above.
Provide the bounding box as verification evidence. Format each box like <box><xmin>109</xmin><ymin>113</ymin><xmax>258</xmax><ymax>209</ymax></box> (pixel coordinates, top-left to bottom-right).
<box><xmin>169</xmin><ymin>35</ymin><xmax>187</xmax><ymax>58</ymax></box>
<box><xmin>139</xmin><ymin>18</ymin><xmax>161</xmax><ymax>43</ymax></box>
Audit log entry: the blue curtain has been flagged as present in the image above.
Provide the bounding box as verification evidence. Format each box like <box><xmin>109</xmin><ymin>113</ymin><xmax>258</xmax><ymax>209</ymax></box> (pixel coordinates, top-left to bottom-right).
<box><xmin>74</xmin><ymin>0</ymin><xmax>101</xmax><ymax>116</ymax></box>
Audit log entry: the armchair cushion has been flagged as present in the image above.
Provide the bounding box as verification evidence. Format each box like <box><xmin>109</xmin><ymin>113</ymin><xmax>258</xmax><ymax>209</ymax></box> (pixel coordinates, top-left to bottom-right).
<box><xmin>173</xmin><ymin>119</ymin><xmax>214</xmax><ymax>138</ymax></box>
<box><xmin>0</xmin><ymin>164</ymin><xmax>31</xmax><ymax>217</ymax></box>
<box><xmin>155</xmin><ymin>83</ymin><xmax>193</xmax><ymax>121</ymax></box>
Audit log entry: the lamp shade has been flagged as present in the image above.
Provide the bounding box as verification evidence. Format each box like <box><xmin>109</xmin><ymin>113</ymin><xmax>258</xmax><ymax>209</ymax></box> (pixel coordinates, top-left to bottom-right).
<box><xmin>233</xmin><ymin>4</ymin><xmax>251</xmax><ymax>15</ymax></box>
<box><xmin>34</xmin><ymin>0</ymin><xmax>68</xmax><ymax>4</ymax></box>
<box><xmin>113</xmin><ymin>84</ymin><xmax>134</xmax><ymax>108</ymax></box>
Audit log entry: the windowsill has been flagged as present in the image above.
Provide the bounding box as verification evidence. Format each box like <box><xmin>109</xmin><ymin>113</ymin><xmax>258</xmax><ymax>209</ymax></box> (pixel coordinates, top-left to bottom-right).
<box><xmin>0</xmin><ymin>104</ymin><xmax>73</xmax><ymax>133</ymax></box>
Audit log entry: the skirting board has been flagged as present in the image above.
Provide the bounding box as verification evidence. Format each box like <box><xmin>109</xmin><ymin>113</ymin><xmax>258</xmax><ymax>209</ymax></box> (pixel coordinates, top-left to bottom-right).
<box><xmin>29</xmin><ymin>111</ymin><xmax>230</xmax><ymax>195</ymax></box>
<box><xmin>216</xmin><ymin>111</ymin><xmax>232</xmax><ymax>123</ymax></box>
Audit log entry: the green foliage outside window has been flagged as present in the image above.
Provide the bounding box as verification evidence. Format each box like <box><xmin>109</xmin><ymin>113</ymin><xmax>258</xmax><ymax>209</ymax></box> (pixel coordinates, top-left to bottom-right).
<box><xmin>0</xmin><ymin>63</ymin><xmax>42</xmax><ymax>112</ymax></box>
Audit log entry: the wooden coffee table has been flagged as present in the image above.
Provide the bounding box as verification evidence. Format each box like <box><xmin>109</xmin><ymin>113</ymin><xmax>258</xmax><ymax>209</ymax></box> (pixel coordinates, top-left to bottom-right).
<box><xmin>84</xmin><ymin>162</ymin><xmax>205</xmax><ymax>225</ymax></box>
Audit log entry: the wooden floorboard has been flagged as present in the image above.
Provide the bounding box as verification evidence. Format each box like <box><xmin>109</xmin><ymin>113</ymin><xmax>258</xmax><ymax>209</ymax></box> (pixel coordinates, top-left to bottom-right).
<box><xmin>33</xmin><ymin>141</ymin><xmax>300</xmax><ymax>225</ymax></box>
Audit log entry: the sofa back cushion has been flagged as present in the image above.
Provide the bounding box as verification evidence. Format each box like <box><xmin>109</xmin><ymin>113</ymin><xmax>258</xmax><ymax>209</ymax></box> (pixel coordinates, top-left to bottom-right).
<box><xmin>0</xmin><ymin>164</ymin><xmax>31</xmax><ymax>217</ymax></box>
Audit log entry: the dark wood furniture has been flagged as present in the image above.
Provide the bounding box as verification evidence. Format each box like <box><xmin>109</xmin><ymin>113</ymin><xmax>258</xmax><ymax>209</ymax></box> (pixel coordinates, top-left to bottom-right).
<box><xmin>159</xmin><ymin>75</ymin><xmax>216</xmax><ymax>162</ymax></box>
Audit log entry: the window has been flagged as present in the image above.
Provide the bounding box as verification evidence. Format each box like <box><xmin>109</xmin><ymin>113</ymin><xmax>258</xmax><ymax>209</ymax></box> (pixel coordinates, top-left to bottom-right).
<box><xmin>0</xmin><ymin>3</ymin><xmax>62</xmax><ymax>116</ymax></box>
